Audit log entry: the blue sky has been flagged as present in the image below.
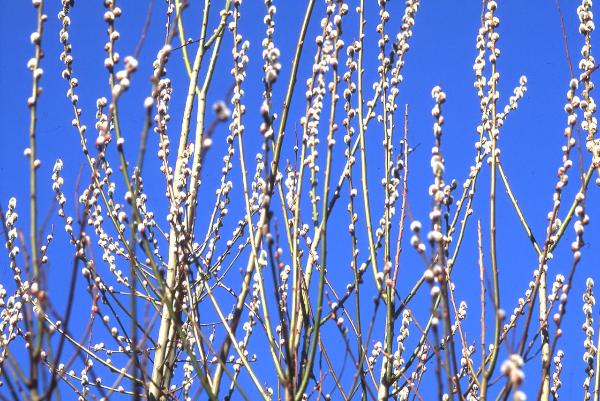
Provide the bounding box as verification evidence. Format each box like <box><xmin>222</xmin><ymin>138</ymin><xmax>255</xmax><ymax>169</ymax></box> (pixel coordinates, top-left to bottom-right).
<box><xmin>1</xmin><ymin>0</ymin><xmax>599</xmax><ymax>400</ymax></box>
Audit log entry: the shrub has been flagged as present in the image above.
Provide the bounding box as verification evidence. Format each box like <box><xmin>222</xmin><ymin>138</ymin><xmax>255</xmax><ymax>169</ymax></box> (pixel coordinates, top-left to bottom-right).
<box><xmin>1</xmin><ymin>0</ymin><xmax>599</xmax><ymax>400</ymax></box>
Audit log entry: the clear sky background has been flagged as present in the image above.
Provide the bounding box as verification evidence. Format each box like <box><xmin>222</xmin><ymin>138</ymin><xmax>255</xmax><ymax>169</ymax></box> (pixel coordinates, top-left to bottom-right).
<box><xmin>1</xmin><ymin>0</ymin><xmax>599</xmax><ymax>400</ymax></box>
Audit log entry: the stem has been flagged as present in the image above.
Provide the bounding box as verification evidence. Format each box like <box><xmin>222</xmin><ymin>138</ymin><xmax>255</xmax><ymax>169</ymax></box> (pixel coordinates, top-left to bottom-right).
<box><xmin>356</xmin><ymin>0</ymin><xmax>381</xmax><ymax>291</ymax></box>
<box><xmin>210</xmin><ymin>2</ymin><xmax>316</xmax><ymax>395</ymax></box>
<box><xmin>28</xmin><ymin>2</ymin><xmax>45</xmax><ymax>399</ymax></box>
<box><xmin>149</xmin><ymin>1</ymin><xmax>212</xmax><ymax>398</ymax></box>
